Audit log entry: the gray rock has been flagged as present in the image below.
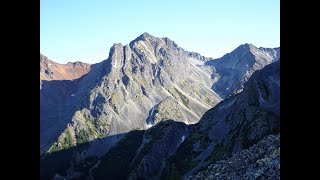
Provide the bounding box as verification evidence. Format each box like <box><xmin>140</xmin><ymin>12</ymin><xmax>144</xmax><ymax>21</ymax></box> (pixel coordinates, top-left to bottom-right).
<box><xmin>206</xmin><ymin>43</ymin><xmax>279</xmax><ymax>98</ymax></box>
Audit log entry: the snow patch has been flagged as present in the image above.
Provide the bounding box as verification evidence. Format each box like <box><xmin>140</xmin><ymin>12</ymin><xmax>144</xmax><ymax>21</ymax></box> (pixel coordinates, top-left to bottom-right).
<box><xmin>180</xmin><ymin>135</ymin><xmax>186</xmax><ymax>143</ymax></box>
<box><xmin>146</xmin><ymin>107</ymin><xmax>155</xmax><ymax>129</ymax></box>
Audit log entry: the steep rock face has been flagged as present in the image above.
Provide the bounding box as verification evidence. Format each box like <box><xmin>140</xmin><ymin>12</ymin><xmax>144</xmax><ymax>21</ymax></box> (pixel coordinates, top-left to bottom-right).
<box><xmin>41</xmin><ymin>33</ymin><xmax>221</xmax><ymax>156</ymax></box>
<box><xmin>163</xmin><ymin>61</ymin><xmax>280</xmax><ymax>179</ymax></box>
<box><xmin>206</xmin><ymin>44</ymin><xmax>279</xmax><ymax>98</ymax></box>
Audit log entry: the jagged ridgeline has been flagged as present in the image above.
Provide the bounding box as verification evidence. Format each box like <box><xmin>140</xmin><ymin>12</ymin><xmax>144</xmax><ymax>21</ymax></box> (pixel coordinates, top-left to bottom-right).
<box><xmin>40</xmin><ymin>32</ymin><xmax>279</xmax><ymax>179</ymax></box>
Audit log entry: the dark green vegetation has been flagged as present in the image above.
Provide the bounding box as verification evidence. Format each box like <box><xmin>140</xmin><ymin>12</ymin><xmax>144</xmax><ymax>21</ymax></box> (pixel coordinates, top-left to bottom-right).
<box><xmin>93</xmin><ymin>130</ymin><xmax>144</xmax><ymax>179</ymax></box>
<box><xmin>174</xmin><ymin>87</ymin><xmax>190</xmax><ymax>108</ymax></box>
<box><xmin>77</xmin><ymin>129</ymin><xmax>92</xmax><ymax>144</ymax></box>
<box><xmin>48</xmin><ymin>128</ymin><xmax>75</xmax><ymax>153</ymax></box>
<box><xmin>76</xmin><ymin>118</ymin><xmax>99</xmax><ymax>144</ymax></box>
<box><xmin>48</xmin><ymin>117</ymin><xmax>101</xmax><ymax>154</ymax></box>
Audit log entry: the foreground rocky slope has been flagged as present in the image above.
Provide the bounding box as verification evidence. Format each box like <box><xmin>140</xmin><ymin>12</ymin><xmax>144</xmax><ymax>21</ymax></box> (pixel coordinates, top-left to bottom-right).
<box><xmin>191</xmin><ymin>134</ymin><xmax>280</xmax><ymax>180</ymax></box>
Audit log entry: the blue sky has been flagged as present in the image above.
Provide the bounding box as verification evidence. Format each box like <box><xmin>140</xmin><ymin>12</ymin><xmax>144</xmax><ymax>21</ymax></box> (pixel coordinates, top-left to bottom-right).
<box><xmin>40</xmin><ymin>0</ymin><xmax>280</xmax><ymax>64</ymax></box>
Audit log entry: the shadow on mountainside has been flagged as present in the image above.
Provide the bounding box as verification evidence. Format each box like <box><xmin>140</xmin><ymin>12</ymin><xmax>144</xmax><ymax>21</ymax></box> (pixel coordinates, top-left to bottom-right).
<box><xmin>40</xmin><ymin>60</ymin><xmax>113</xmax><ymax>153</ymax></box>
<box><xmin>40</xmin><ymin>120</ymin><xmax>191</xmax><ymax>180</ymax></box>
<box><xmin>40</xmin><ymin>131</ymin><xmax>127</xmax><ymax>180</ymax></box>
<box><xmin>40</xmin><ymin>78</ymin><xmax>87</xmax><ymax>152</ymax></box>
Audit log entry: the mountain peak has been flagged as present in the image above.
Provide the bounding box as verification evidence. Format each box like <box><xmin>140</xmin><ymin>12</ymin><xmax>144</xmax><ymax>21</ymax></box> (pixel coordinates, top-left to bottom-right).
<box><xmin>132</xmin><ymin>32</ymin><xmax>179</xmax><ymax>49</ymax></box>
<box><xmin>243</xmin><ymin>43</ymin><xmax>254</xmax><ymax>47</ymax></box>
<box><xmin>140</xmin><ymin>32</ymin><xmax>153</xmax><ymax>38</ymax></box>
<box><xmin>133</xmin><ymin>32</ymin><xmax>158</xmax><ymax>42</ymax></box>
<box><xmin>236</xmin><ymin>43</ymin><xmax>257</xmax><ymax>51</ymax></box>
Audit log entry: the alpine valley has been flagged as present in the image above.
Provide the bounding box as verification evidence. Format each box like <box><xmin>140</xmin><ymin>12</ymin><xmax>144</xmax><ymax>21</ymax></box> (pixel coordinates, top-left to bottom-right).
<box><xmin>40</xmin><ymin>33</ymin><xmax>280</xmax><ymax>180</ymax></box>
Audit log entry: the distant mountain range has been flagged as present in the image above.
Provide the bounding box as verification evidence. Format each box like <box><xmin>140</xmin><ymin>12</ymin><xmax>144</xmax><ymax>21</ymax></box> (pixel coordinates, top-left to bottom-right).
<box><xmin>40</xmin><ymin>32</ymin><xmax>280</xmax><ymax>179</ymax></box>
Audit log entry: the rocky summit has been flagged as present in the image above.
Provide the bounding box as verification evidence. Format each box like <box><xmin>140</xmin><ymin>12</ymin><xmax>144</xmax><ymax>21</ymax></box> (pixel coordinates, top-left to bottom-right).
<box><xmin>40</xmin><ymin>33</ymin><xmax>280</xmax><ymax>180</ymax></box>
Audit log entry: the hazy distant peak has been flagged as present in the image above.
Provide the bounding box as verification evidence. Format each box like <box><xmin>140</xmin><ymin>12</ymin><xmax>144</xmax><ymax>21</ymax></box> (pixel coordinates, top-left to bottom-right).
<box><xmin>234</xmin><ymin>43</ymin><xmax>256</xmax><ymax>52</ymax></box>
<box><xmin>236</xmin><ymin>43</ymin><xmax>279</xmax><ymax>53</ymax></box>
<box><xmin>224</xmin><ymin>43</ymin><xmax>279</xmax><ymax>58</ymax></box>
